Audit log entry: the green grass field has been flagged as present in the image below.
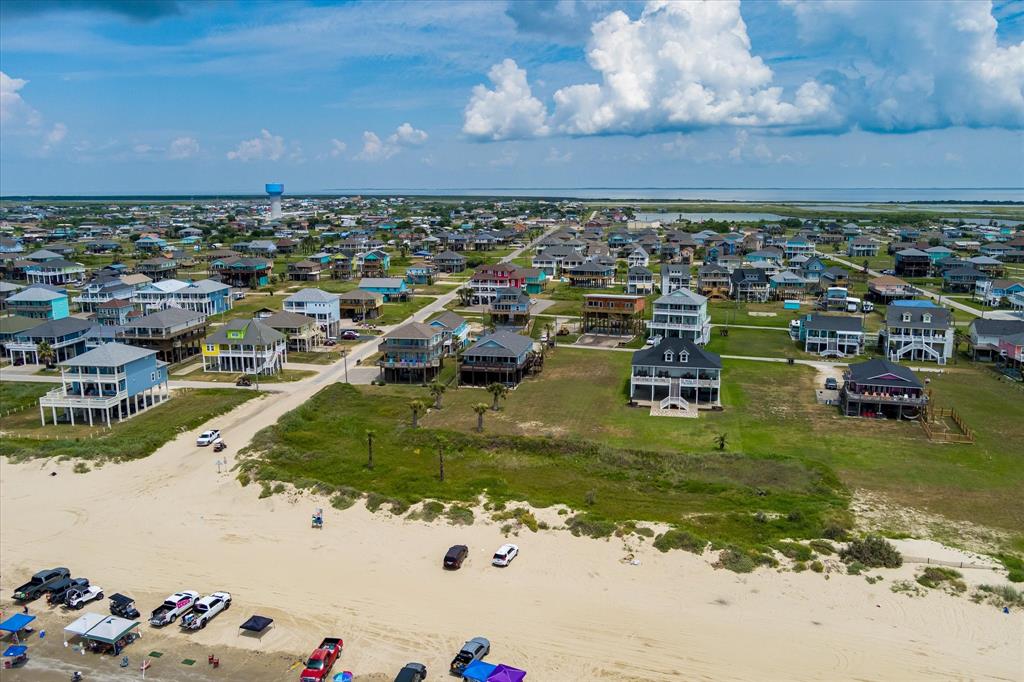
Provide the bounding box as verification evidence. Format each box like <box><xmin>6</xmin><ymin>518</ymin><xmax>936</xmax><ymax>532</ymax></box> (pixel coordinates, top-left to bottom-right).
<box><xmin>175</xmin><ymin>369</ymin><xmax>315</xmax><ymax>383</ymax></box>
<box><xmin>0</xmin><ymin>386</ymin><xmax>260</xmax><ymax>461</ymax></box>
<box><xmin>375</xmin><ymin>295</ymin><xmax>438</xmax><ymax>325</ymax></box>
<box><xmin>242</xmin><ymin>347</ymin><xmax>1024</xmax><ymax>552</ymax></box>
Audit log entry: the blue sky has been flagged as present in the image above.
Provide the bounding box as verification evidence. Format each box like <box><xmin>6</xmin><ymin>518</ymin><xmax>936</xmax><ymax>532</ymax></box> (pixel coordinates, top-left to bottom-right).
<box><xmin>1</xmin><ymin>0</ymin><xmax>1022</xmax><ymax>195</ymax></box>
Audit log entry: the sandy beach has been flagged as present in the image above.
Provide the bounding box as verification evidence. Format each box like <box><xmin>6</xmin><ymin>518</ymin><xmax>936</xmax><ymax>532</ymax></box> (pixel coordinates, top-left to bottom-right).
<box><xmin>1</xmin><ymin>395</ymin><xmax>1022</xmax><ymax>682</ymax></box>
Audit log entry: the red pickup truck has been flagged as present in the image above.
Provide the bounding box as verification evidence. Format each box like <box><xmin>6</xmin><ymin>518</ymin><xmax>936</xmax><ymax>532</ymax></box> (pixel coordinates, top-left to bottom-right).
<box><xmin>299</xmin><ymin>637</ymin><xmax>343</xmax><ymax>682</ymax></box>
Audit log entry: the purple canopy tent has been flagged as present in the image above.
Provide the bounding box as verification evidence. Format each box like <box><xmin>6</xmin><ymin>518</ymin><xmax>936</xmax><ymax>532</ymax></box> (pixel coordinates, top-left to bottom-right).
<box><xmin>487</xmin><ymin>664</ymin><xmax>526</xmax><ymax>682</ymax></box>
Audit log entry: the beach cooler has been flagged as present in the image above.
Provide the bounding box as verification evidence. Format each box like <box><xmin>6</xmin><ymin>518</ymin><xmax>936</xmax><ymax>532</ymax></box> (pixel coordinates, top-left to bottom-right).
<box><xmin>332</xmin><ymin>672</ymin><xmax>353</xmax><ymax>682</ymax></box>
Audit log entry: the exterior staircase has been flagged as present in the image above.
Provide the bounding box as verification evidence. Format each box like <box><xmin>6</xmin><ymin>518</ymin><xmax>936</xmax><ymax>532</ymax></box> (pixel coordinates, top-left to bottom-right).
<box><xmin>651</xmin><ymin>378</ymin><xmax>696</xmax><ymax>418</ymax></box>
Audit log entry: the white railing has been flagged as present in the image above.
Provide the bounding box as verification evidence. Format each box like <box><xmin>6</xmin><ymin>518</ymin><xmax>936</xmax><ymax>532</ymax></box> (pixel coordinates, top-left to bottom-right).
<box><xmin>39</xmin><ymin>387</ymin><xmax>125</xmax><ymax>409</ymax></box>
<box><xmin>61</xmin><ymin>370</ymin><xmax>126</xmax><ymax>383</ymax></box>
<box><xmin>633</xmin><ymin>376</ymin><xmax>719</xmax><ymax>388</ymax></box>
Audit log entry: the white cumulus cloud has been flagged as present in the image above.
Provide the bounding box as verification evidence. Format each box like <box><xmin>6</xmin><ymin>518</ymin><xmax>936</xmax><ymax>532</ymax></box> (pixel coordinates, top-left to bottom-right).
<box><xmin>391</xmin><ymin>122</ymin><xmax>428</xmax><ymax>146</ymax></box>
<box><xmin>464</xmin><ymin>0</ymin><xmax>1022</xmax><ymax>140</ymax></box>
<box><xmin>328</xmin><ymin>138</ymin><xmax>347</xmax><ymax>157</ymax></box>
<box><xmin>168</xmin><ymin>136</ymin><xmax>200</xmax><ymax>159</ymax></box>
<box><xmin>463</xmin><ymin>58</ymin><xmax>550</xmax><ymax>140</ymax></box>
<box><xmin>782</xmin><ymin>0</ymin><xmax>1024</xmax><ymax>132</ymax></box>
<box><xmin>227</xmin><ymin>129</ymin><xmax>285</xmax><ymax>161</ymax></box>
<box><xmin>0</xmin><ymin>71</ymin><xmax>42</xmax><ymax>127</ymax></box>
<box><xmin>356</xmin><ymin>123</ymin><xmax>429</xmax><ymax>161</ymax></box>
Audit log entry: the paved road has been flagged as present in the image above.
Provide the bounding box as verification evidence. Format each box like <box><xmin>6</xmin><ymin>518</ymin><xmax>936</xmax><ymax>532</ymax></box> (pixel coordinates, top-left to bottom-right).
<box><xmin>824</xmin><ymin>254</ymin><xmax>1022</xmax><ymax>321</ymax></box>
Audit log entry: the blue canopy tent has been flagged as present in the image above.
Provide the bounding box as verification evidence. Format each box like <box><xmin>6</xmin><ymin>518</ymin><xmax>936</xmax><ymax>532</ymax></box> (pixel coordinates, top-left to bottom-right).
<box><xmin>0</xmin><ymin>614</ymin><xmax>36</xmax><ymax>644</ymax></box>
<box><xmin>461</xmin><ymin>659</ymin><xmax>497</xmax><ymax>681</ymax></box>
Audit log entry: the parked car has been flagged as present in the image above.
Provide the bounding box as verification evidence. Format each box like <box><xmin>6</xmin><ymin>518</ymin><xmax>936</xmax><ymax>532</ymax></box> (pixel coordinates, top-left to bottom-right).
<box><xmin>12</xmin><ymin>567</ymin><xmax>70</xmax><ymax>601</ymax></box>
<box><xmin>149</xmin><ymin>590</ymin><xmax>199</xmax><ymax>626</ymax></box>
<box><xmin>196</xmin><ymin>429</ymin><xmax>221</xmax><ymax>446</ymax></box>
<box><xmin>213</xmin><ymin>440</ymin><xmax>227</xmax><ymax>452</ymax></box>
<box><xmin>66</xmin><ymin>585</ymin><xmax>104</xmax><ymax>610</ymax></box>
<box><xmin>824</xmin><ymin>377</ymin><xmax>838</xmax><ymax>390</ymax></box>
<box><xmin>340</xmin><ymin>330</ymin><xmax>359</xmax><ymax>340</ymax></box>
<box><xmin>324</xmin><ymin>339</ymin><xmax>337</xmax><ymax>346</ymax></box>
<box><xmin>299</xmin><ymin>637</ymin><xmax>344</xmax><ymax>682</ymax></box>
<box><xmin>236</xmin><ymin>375</ymin><xmax>253</xmax><ymax>387</ymax></box>
<box><xmin>395</xmin><ymin>663</ymin><xmax>427</xmax><ymax>682</ymax></box>
<box><xmin>49</xmin><ymin>577</ymin><xmax>90</xmax><ymax>605</ymax></box>
<box><xmin>443</xmin><ymin>545</ymin><xmax>469</xmax><ymax>570</ymax></box>
<box><xmin>491</xmin><ymin>544</ymin><xmax>519</xmax><ymax>567</ymax></box>
<box><xmin>180</xmin><ymin>592</ymin><xmax>231</xmax><ymax>630</ymax></box>
<box><xmin>449</xmin><ymin>637</ymin><xmax>490</xmax><ymax>675</ymax></box>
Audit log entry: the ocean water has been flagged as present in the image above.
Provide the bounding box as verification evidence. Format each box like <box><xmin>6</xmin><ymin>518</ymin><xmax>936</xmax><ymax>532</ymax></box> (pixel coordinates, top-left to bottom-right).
<box><xmin>634</xmin><ymin>211</ymin><xmax>787</xmax><ymax>222</ymax></box>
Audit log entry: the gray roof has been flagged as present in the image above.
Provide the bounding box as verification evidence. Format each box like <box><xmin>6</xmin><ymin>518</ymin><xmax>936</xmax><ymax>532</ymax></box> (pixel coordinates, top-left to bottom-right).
<box><xmin>627</xmin><ymin>266</ymin><xmax>653</xmax><ymax>277</ymax></box>
<box><xmin>182</xmin><ymin>279</ymin><xmax>230</xmax><ymax>293</ymax></box>
<box><xmin>61</xmin><ymin>342</ymin><xmax>155</xmax><ymax>368</ymax></box>
<box><xmin>654</xmin><ymin>287</ymin><xmax>707</xmax><ymax>306</ymax></box>
<box><xmin>464</xmin><ymin>331</ymin><xmax>534</xmax><ymax>358</ymax></box>
<box><xmin>7</xmin><ymin>287</ymin><xmax>65</xmax><ymax>303</ymax></box>
<box><xmin>206</xmin><ymin>318</ymin><xmax>285</xmax><ymax>346</ymax></box>
<box><xmin>568</xmin><ymin>262</ymin><xmax>614</xmax><ymax>274</ymax></box>
<box><xmin>631</xmin><ymin>337</ymin><xmax>722</xmax><ymax>369</ymax></box>
<box><xmin>286</xmin><ymin>287</ymin><xmax>337</xmax><ymax>303</ymax></box>
<box><xmin>429</xmin><ymin>311</ymin><xmax>467</xmax><ymax>331</ymax></box>
<box><xmin>896</xmin><ymin>248</ymin><xmax>929</xmax><ymax>257</ymax></box>
<box><xmin>847</xmin><ymin>358</ymin><xmax>923</xmax><ymax>389</ymax></box>
<box><xmin>339</xmin><ymin>289</ymin><xmax>383</xmax><ymax>302</ymax></box>
<box><xmin>885</xmin><ymin>303</ymin><xmax>951</xmax><ymax>329</ymax></box>
<box><xmin>385</xmin><ymin>322</ymin><xmax>438</xmax><ymax>341</ymax></box>
<box><xmin>359</xmin><ymin>277</ymin><xmax>405</xmax><ymax>288</ymax></box>
<box><xmin>660</xmin><ymin>263</ymin><xmax>689</xmax><ymax>275</ymax></box>
<box><xmin>434</xmin><ymin>250</ymin><xmax>466</xmax><ymax>261</ymax></box>
<box><xmin>970</xmin><ymin>318</ymin><xmax>1024</xmax><ymax>337</ymax></box>
<box><xmin>0</xmin><ymin>315</ymin><xmax>42</xmax><ymax>335</ymax></box>
<box><xmin>17</xmin><ymin>317</ymin><xmax>93</xmax><ymax>339</ymax></box>
<box><xmin>803</xmin><ymin>313</ymin><xmax>863</xmax><ymax>332</ymax></box>
<box><xmin>123</xmin><ymin>307</ymin><xmax>206</xmax><ymax>329</ymax></box>
<box><xmin>263</xmin><ymin>311</ymin><xmax>318</xmax><ymax>329</ymax></box>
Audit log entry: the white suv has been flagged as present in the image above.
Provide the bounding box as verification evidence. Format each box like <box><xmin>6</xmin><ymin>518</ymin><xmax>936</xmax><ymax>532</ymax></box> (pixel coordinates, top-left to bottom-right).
<box><xmin>196</xmin><ymin>429</ymin><xmax>221</xmax><ymax>446</ymax></box>
<box><xmin>491</xmin><ymin>543</ymin><xmax>519</xmax><ymax>567</ymax></box>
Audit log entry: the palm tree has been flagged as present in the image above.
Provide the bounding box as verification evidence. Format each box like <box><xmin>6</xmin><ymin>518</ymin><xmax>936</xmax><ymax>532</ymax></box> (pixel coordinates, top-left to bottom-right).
<box><xmin>36</xmin><ymin>341</ymin><xmax>56</xmax><ymax>367</ymax></box>
<box><xmin>473</xmin><ymin>403</ymin><xmax>489</xmax><ymax>432</ymax></box>
<box><xmin>714</xmin><ymin>433</ymin><xmax>727</xmax><ymax>451</ymax></box>
<box><xmin>429</xmin><ymin>381</ymin><xmax>446</xmax><ymax>409</ymax></box>
<box><xmin>365</xmin><ymin>430</ymin><xmax>376</xmax><ymax>469</ymax></box>
<box><xmin>953</xmin><ymin>327</ymin><xmax>968</xmax><ymax>363</ymax></box>
<box><xmin>486</xmin><ymin>382</ymin><xmax>508</xmax><ymax>411</ymax></box>
<box><xmin>409</xmin><ymin>399</ymin><xmax>426</xmax><ymax>428</ymax></box>
<box><xmin>457</xmin><ymin>286</ymin><xmax>473</xmax><ymax>306</ymax></box>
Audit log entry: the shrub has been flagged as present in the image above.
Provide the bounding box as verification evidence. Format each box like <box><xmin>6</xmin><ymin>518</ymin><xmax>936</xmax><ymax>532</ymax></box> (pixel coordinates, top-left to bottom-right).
<box><xmin>365</xmin><ymin>492</ymin><xmax>388</xmax><ymax>512</ymax></box>
<box><xmin>840</xmin><ymin>536</ymin><xmax>902</xmax><ymax>568</ymax></box>
<box><xmin>772</xmin><ymin>541</ymin><xmax>813</xmax><ymax>562</ymax></box>
<box><xmin>653</xmin><ymin>529</ymin><xmax>708</xmax><ymax>554</ymax></box>
<box><xmin>407</xmin><ymin>500</ymin><xmax>445</xmax><ymax>522</ymax></box>
<box><xmin>715</xmin><ymin>546</ymin><xmax>777</xmax><ymax>573</ymax></box>
<box><xmin>1007</xmin><ymin>569</ymin><xmax>1024</xmax><ymax>583</ymax></box>
<box><xmin>821</xmin><ymin>522</ymin><xmax>850</xmax><ymax>542</ymax></box>
<box><xmin>272</xmin><ymin>482</ymin><xmax>286</xmax><ymax>495</ymax></box>
<box><xmin>258</xmin><ymin>482</ymin><xmax>272</xmax><ymax>499</ymax></box>
<box><xmin>73</xmin><ymin>462</ymin><xmax>90</xmax><ymax>474</ymax></box>
<box><xmin>916</xmin><ymin>566</ymin><xmax>966</xmax><ymax>592</ymax></box>
<box><xmin>237</xmin><ymin>472</ymin><xmax>251</xmax><ymax>487</ymax></box>
<box><xmin>330</xmin><ymin>491</ymin><xmax>358</xmax><ymax>510</ymax></box>
<box><xmin>584</xmin><ymin>489</ymin><xmax>597</xmax><ymax>506</ymax></box>
<box><xmin>565</xmin><ymin>513</ymin><xmax>617</xmax><ymax>539</ymax></box>
<box><xmin>537</xmin><ymin>520</ymin><xmax>550</xmax><ymax>530</ymax></box>
<box><xmin>445</xmin><ymin>505</ymin><xmax>475</xmax><ymax>526</ymax></box>
<box><xmin>810</xmin><ymin>560</ymin><xmax>824</xmax><ymax>573</ymax></box>
<box><xmin>492</xmin><ymin>507</ymin><xmax>539</xmax><ymax>532</ymax></box>
<box><xmin>846</xmin><ymin>561</ymin><xmax>866</xmax><ymax>576</ymax></box>
<box><xmin>976</xmin><ymin>584</ymin><xmax>1024</xmax><ymax>608</ymax></box>
<box><xmin>786</xmin><ymin>510</ymin><xmax>804</xmax><ymax>523</ymax></box>
<box><xmin>809</xmin><ymin>539</ymin><xmax>835</xmax><ymax>556</ymax></box>
<box><xmin>634</xmin><ymin>526</ymin><xmax>655</xmax><ymax>538</ymax></box>
<box><xmin>792</xmin><ymin>561</ymin><xmax>807</xmax><ymax>572</ymax></box>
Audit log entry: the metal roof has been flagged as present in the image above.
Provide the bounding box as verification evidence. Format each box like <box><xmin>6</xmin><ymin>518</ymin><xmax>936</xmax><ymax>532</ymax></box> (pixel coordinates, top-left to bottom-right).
<box><xmin>61</xmin><ymin>342</ymin><xmax>155</xmax><ymax>368</ymax></box>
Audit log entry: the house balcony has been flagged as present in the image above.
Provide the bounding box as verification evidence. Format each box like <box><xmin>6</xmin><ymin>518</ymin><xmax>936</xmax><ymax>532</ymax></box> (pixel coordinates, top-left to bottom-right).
<box><xmin>841</xmin><ymin>387</ymin><xmax>927</xmax><ymax>406</ymax></box>
<box><xmin>39</xmin><ymin>386</ymin><xmax>126</xmax><ymax>410</ymax></box>
<box><xmin>379</xmin><ymin>358</ymin><xmax>441</xmax><ymax>369</ymax></box>
<box><xmin>886</xmin><ymin>333</ymin><xmax>948</xmax><ymax>343</ymax></box>
<box><xmin>649</xmin><ymin>320</ymin><xmax>707</xmax><ymax>331</ymax></box>
<box><xmin>631</xmin><ymin>375</ymin><xmax>720</xmax><ymax>388</ymax></box>
<box><xmin>61</xmin><ymin>369</ymin><xmax>127</xmax><ymax>383</ymax></box>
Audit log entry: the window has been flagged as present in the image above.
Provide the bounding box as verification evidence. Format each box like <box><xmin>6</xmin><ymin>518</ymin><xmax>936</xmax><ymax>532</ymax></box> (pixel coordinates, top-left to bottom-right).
<box><xmin>902</xmin><ymin>313</ymin><xmax>911</xmax><ymax>322</ymax></box>
<box><xmin>663</xmin><ymin>351</ymin><xmax>674</xmax><ymax>362</ymax></box>
<box><xmin>151</xmin><ymin>372</ymin><xmax>157</xmax><ymax>381</ymax></box>
<box><xmin>922</xmin><ymin>313</ymin><xmax>932</xmax><ymax>323</ymax></box>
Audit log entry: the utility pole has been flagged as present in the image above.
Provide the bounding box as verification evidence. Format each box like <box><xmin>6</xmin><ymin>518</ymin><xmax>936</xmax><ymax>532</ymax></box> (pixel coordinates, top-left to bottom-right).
<box><xmin>342</xmin><ymin>349</ymin><xmax>349</xmax><ymax>383</ymax></box>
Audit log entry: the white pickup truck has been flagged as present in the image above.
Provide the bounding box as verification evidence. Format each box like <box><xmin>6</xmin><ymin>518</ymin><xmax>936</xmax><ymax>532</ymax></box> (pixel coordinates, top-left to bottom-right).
<box><xmin>180</xmin><ymin>591</ymin><xmax>232</xmax><ymax>630</ymax></box>
<box><xmin>149</xmin><ymin>590</ymin><xmax>199</xmax><ymax>627</ymax></box>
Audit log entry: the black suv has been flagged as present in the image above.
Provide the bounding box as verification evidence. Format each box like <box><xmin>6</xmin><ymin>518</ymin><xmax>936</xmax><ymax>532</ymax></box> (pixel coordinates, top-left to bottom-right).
<box><xmin>395</xmin><ymin>662</ymin><xmax>427</xmax><ymax>682</ymax></box>
<box><xmin>443</xmin><ymin>545</ymin><xmax>468</xmax><ymax>570</ymax></box>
